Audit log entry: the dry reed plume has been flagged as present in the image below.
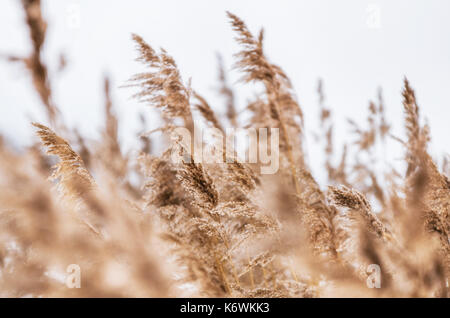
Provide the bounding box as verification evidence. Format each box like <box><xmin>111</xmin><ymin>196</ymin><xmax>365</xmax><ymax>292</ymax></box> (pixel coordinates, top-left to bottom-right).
<box><xmin>0</xmin><ymin>2</ymin><xmax>448</xmax><ymax>297</ymax></box>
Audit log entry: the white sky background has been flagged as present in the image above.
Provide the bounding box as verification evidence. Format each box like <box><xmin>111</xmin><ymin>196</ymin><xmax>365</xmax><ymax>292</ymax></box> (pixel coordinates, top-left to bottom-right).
<box><xmin>0</xmin><ymin>0</ymin><xmax>449</xmax><ymax>185</ymax></box>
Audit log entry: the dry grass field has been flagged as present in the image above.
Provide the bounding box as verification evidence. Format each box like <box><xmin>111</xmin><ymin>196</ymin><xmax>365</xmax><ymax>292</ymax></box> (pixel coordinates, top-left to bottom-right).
<box><xmin>0</xmin><ymin>0</ymin><xmax>448</xmax><ymax>297</ymax></box>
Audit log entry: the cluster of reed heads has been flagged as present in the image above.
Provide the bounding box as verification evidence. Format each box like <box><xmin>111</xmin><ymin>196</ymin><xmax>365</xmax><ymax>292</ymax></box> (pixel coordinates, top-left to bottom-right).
<box><xmin>0</xmin><ymin>0</ymin><xmax>449</xmax><ymax>297</ymax></box>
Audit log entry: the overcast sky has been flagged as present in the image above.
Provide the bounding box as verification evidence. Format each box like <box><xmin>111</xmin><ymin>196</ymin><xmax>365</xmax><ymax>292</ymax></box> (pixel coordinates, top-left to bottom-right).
<box><xmin>0</xmin><ymin>0</ymin><xmax>449</xmax><ymax>182</ymax></box>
